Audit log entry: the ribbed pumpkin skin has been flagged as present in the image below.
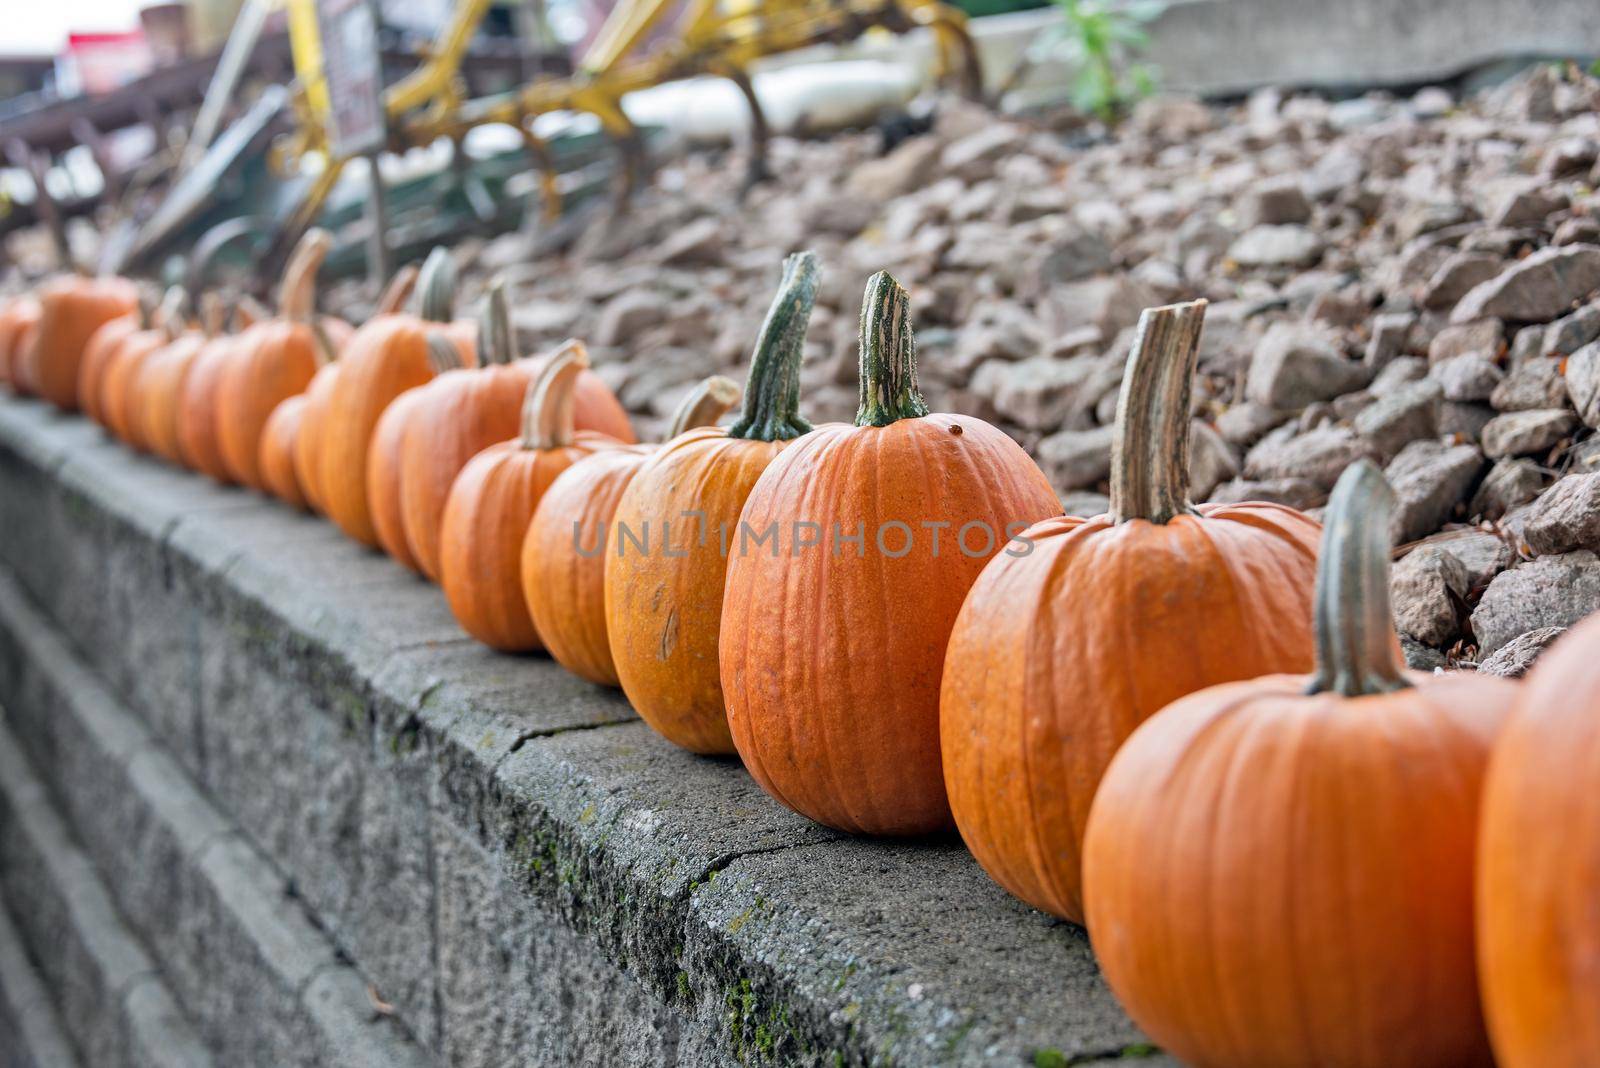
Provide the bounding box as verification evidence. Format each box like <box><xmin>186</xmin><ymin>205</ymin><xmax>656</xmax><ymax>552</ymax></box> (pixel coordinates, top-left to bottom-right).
<box><xmin>398</xmin><ymin>359</ymin><xmax>629</xmax><ymax>581</ymax></box>
<box><xmin>318</xmin><ymin>316</ymin><xmax>472</xmax><ymax>546</ymax></box>
<box><xmin>259</xmin><ymin>395</ymin><xmax>310</xmax><ymax>510</ymax></box>
<box><xmin>99</xmin><ymin>329</ymin><xmax>170</xmax><ymax>447</ymax></box>
<box><xmin>176</xmin><ymin>336</ymin><xmax>239</xmax><ymax>482</ymax></box>
<box><xmin>76</xmin><ymin>313</ymin><xmax>139</xmax><ymax>424</ymax></box>
<box><xmin>0</xmin><ymin>299</ymin><xmax>41</xmax><ymax>392</ymax></box>
<box><xmin>439</xmin><ymin>432</ymin><xmax>613</xmax><ymax>650</ymax></box>
<box><xmin>1083</xmin><ymin>671</ymin><xmax>1512</xmax><ymax>1068</ymax></box>
<box><xmin>132</xmin><ymin>333</ymin><xmax>208</xmax><ymax>462</ymax></box>
<box><xmin>1478</xmin><ymin>616</ymin><xmax>1600</xmax><ymax>1068</ymax></box>
<box><xmin>292</xmin><ymin>363</ymin><xmax>341</xmax><ymax>513</ymax></box>
<box><xmin>367</xmin><ymin>386</ymin><xmax>429</xmax><ymax>571</ymax></box>
<box><xmin>29</xmin><ymin>275</ymin><xmax>139</xmax><ymax>411</ymax></box>
<box><xmin>524</xmin><ymin>447</ymin><xmax>652</xmax><ymax>686</ymax></box>
<box><xmin>722</xmin><ymin>415</ymin><xmax>1061</xmax><ymax>834</ymax></box>
<box><xmin>606</xmin><ymin>429</ymin><xmax>789</xmax><ymax>754</ymax></box>
<box><xmin>215</xmin><ymin>321</ymin><xmax>323</xmax><ymax>489</ymax></box>
<box><xmin>939</xmin><ymin>501</ymin><xmax>1321</xmax><ymax>922</ymax></box>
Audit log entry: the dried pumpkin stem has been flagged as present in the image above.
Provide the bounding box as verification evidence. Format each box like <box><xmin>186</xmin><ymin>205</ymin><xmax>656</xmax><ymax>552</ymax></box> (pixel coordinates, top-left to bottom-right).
<box><xmin>855</xmin><ymin>271</ymin><xmax>929</xmax><ymax>428</ymax></box>
<box><xmin>478</xmin><ymin>278</ymin><xmax>515</xmax><ymax>366</ymax></box>
<box><xmin>729</xmin><ymin>251</ymin><xmax>817</xmax><ymax>442</ymax></box>
<box><xmin>521</xmin><ymin>341</ymin><xmax>589</xmax><ymax>450</ymax></box>
<box><xmin>199</xmin><ymin>292</ymin><xmax>224</xmax><ymax>337</ymax></box>
<box><xmin>234</xmin><ymin>295</ymin><xmax>269</xmax><ymax>331</ymax></box>
<box><xmin>376</xmin><ymin>264</ymin><xmax>420</xmax><ymax>315</ymax></box>
<box><xmin>154</xmin><ymin>286</ymin><xmax>188</xmax><ymax>341</ymax></box>
<box><xmin>1109</xmin><ymin>299</ymin><xmax>1207</xmax><ymax>525</ymax></box>
<box><xmin>669</xmin><ymin>375</ymin><xmax>741</xmax><ymax>438</ymax></box>
<box><xmin>1306</xmin><ymin>460</ymin><xmax>1411</xmax><ymax>698</ymax></box>
<box><xmin>416</xmin><ymin>247</ymin><xmax>457</xmax><ymax>323</ymax></box>
<box><xmin>280</xmin><ymin>228</ymin><xmax>331</xmax><ymax>323</ymax></box>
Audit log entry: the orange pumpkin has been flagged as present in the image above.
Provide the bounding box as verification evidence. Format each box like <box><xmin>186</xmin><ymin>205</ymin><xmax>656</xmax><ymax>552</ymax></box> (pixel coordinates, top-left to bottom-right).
<box><xmin>26</xmin><ymin>272</ymin><xmax>139</xmax><ymax>411</ymax></box>
<box><xmin>1477</xmin><ymin>617</ymin><xmax>1600</xmax><ymax>1068</ymax></box>
<box><xmin>100</xmin><ymin>287</ymin><xmax>188</xmax><ymax>448</ymax></box>
<box><xmin>524</xmin><ymin>376</ymin><xmax>740</xmax><ymax>686</ymax></box>
<box><xmin>132</xmin><ymin>295</ymin><xmax>226</xmax><ymax>463</ymax></box>
<box><xmin>367</xmin><ymin>385</ymin><xmax>432</xmax><ymax>571</ymax></box>
<box><xmin>214</xmin><ymin>229</ymin><xmax>345</xmax><ymax>490</ymax></box>
<box><xmin>0</xmin><ymin>297</ymin><xmax>41</xmax><ymax>393</ymax></box>
<box><xmin>938</xmin><ymin>299</ymin><xmax>1323</xmax><ymax>920</ymax></box>
<box><xmin>176</xmin><ymin>298</ymin><xmax>266</xmax><ymax>483</ymax></box>
<box><xmin>396</xmin><ymin>279</ymin><xmax>633</xmax><ymax>581</ymax></box>
<box><xmin>259</xmin><ymin>394</ymin><xmax>311</xmax><ymax>510</ymax></box>
<box><xmin>1082</xmin><ymin>460</ymin><xmax>1514</xmax><ymax>1068</ymax></box>
<box><xmin>604</xmin><ymin>253</ymin><xmax>822</xmax><ymax>755</ymax></box>
<box><xmin>721</xmin><ymin>270</ymin><xmax>1061</xmax><ymax>831</ymax></box>
<box><xmin>318</xmin><ymin>249</ymin><xmax>476</xmax><ymax>545</ymax></box>
<box><xmin>75</xmin><ymin>301</ymin><xmax>143</xmax><ymax>424</ymax></box>
<box><xmin>439</xmin><ymin>330</ymin><xmax>617</xmax><ymax>650</ymax></box>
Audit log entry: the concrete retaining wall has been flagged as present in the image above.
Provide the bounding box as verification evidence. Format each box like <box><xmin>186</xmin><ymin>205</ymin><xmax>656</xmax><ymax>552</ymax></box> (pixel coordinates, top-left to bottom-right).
<box><xmin>0</xmin><ymin>394</ymin><xmax>1170</xmax><ymax>1066</ymax></box>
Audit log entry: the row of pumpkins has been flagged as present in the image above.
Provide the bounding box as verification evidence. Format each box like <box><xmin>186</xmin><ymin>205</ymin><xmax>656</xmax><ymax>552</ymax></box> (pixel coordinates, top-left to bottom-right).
<box><xmin>1</xmin><ymin>231</ymin><xmax>1596</xmax><ymax>1068</ymax></box>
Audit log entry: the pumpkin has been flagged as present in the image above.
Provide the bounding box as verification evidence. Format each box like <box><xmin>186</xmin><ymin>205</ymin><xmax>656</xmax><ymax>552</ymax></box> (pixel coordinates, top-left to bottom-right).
<box><xmin>214</xmin><ymin>229</ymin><xmax>346</xmax><ymax>489</ymax></box>
<box><xmin>99</xmin><ymin>287</ymin><xmax>187</xmax><ymax>448</ymax></box>
<box><xmin>1477</xmin><ymin>617</ymin><xmax>1600</xmax><ymax>1068</ymax></box>
<box><xmin>133</xmin><ymin>294</ymin><xmax>225</xmax><ymax>463</ymax></box>
<box><xmin>1081</xmin><ymin>459</ymin><xmax>1514</xmax><ymax>1068</ymax></box>
<box><xmin>606</xmin><ymin>252</ymin><xmax>822</xmax><ymax>755</ymax></box>
<box><xmin>0</xmin><ymin>297</ymin><xmax>41</xmax><ymax>393</ymax></box>
<box><xmin>438</xmin><ymin>318</ymin><xmax>618</xmax><ymax>650</ymax></box>
<box><xmin>939</xmin><ymin>300</ymin><xmax>1322</xmax><ymax>918</ymax></box>
<box><xmin>177</xmin><ymin>298</ymin><xmax>265</xmax><ymax>483</ymax></box>
<box><xmin>395</xmin><ymin>279</ymin><xmax>633</xmax><ymax>581</ymax></box>
<box><xmin>318</xmin><ymin>249</ymin><xmax>475</xmax><ymax>546</ymax></box>
<box><xmin>259</xmin><ymin>394</ymin><xmax>311</xmax><ymax>510</ymax></box>
<box><xmin>524</xmin><ymin>375</ymin><xmax>740</xmax><ymax>686</ymax></box>
<box><xmin>75</xmin><ymin>298</ymin><xmax>144</xmax><ymax>424</ymax></box>
<box><xmin>367</xmin><ymin>385</ymin><xmax>433</xmax><ymax>571</ymax></box>
<box><xmin>26</xmin><ymin>272</ymin><xmax>139</xmax><ymax>411</ymax></box>
<box><xmin>720</xmin><ymin>270</ymin><xmax>1060</xmax><ymax>830</ymax></box>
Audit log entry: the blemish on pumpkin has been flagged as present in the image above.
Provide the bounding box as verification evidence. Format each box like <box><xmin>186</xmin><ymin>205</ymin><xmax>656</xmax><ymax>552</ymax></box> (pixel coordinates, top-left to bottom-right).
<box><xmin>948</xmin><ymin>423</ymin><xmax>963</xmax><ymax>435</ymax></box>
<box><xmin>659</xmin><ymin>608</ymin><xmax>679</xmax><ymax>660</ymax></box>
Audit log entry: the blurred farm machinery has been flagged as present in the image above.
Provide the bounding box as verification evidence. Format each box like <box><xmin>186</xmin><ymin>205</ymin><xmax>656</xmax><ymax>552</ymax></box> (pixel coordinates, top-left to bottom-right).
<box><xmin>3</xmin><ymin>0</ymin><xmax>983</xmax><ymax>289</ymax></box>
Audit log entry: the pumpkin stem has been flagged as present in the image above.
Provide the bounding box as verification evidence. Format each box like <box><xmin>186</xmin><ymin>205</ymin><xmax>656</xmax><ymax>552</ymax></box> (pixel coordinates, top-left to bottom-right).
<box><xmin>153</xmin><ymin>286</ymin><xmax>188</xmax><ymax>341</ymax></box>
<box><xmin>729</xmin><ymin>251</ymin><xmax>817</xmax><ymax>442</ymax></box>
<box><xmin>1108</xmin><ymin>299</ymin><xmax>1207</xmax><ymax>525</ymax></box>
<box><xmin>415</xmin><ymin>247</ymin><xmax>457</xmax><ymax>323</ymax></box>
<box><xmin>521</xmin><ymin>340</ymin><xmax>589</xmax><ymax>450</ymax></box>
<box><xmin>669</xmin><ymin>375</ymin><xmax>741</xmax><ymax>438</ymax></box>
<box><xmin>376</xmin><ymin>264</ymin><xmax>420</xmax><ymax>315</ymax></box>
<box><xmin>199</xmin><ymin>292</ymin><xmax>225</xmax><ymax>336</ymax></box>
<box><xmin>234</xmin><ymin>295</ymin><xmax>269</xmax><ymax>330</ymax></box>
<box><xmin>280</xmin><ymin>228</ymin><xmax>330</xmax><ymax>323</ymax></box>
<box><xmin>477</xmin><ymin>277</ymin><xmax>515</xmax><ymax>366</ymax></box>
<box><xmin>855</xmin><ymin>271</ymin><xmax>929</xmax><ymax>428</ymax></box>
<box><xmin>1306</xmin><ymin>460</ymin><xmax>1412</xmax><ymax>698</ymax></box>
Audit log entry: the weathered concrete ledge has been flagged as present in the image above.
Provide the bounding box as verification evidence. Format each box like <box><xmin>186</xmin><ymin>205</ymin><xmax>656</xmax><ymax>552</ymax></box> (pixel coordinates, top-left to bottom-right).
<box><xmin>0</xmin><ymin>396</ymin><xmax>1166</xmax><ymax>1067</ymax></box>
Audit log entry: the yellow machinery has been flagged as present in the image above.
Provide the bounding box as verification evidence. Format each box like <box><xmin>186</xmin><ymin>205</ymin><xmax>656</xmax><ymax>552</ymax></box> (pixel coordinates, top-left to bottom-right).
<box><xmin>274</xmin><ymin>0</ymin><xmax>982</xmax><ymax>243</ymax></box>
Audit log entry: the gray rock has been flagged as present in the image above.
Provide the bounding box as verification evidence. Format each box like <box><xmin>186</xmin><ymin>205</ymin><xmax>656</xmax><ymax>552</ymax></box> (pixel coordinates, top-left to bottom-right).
<box><xmin>1472</xmin><ymin>551</ymin><xmax>1600</xmax><ymax>655</ymax></box>
<box><xmin>1420</xmin><ymin>252</ymin><xmax>1502</xmax><ymax>311</ymax></box>
<box><xmin>1029</xmin><ymin>230</ymin><xmax>1114</xmax><ymax>290</ymax></box>
<box><xmin>1541</xmin><ymin>138</ymin><xmax>1600</xmax><ymax>178</ymax></box>
<box><xmin>1423</xmin><ymin>528</ymin><xmax>1514</xmax><ymax>590</ymax></box>
<box><xmin>1060</xmin><ymin>491</ymin><xmax>1110</xmax><ymax>518</ymax></box>
<box><xmin>654</xmin><ymin>217</ymin><xmax>725</xmax><ymax>266</ymax></box>
<box><xmin>1365</xmin><ymin>312</ymin><xmax>1415</xmax><ymax>371</ymax></box>
<box><xmin>1403</xmin><ymin>637</ymin><xmax>1450</xmax><ymax>671</ymax></box>
<box><xmin>940</xmin><ymin>125</ymin><xmax>1024</xmax><ymax>177</ymax></box>
<box><xmin>1240</xmin><ymin>177</ymin><xmax>1312</xmax><ymax>227</ymax></box>
<box><xmin>1246</xmin><ymin>323</ymin><xmax>1367</xmax><ymax>409</ymax></box>
<box><xmin>1216</xmin><ymin>402</ymin><xmax>1291</xmax><ymax>447</ymax></box>
<box><xmin>1207</xmin><ymin>478</ymin><xmax>1327</xmax><ymax>510</ymax></box>
<box><xmin>1391</xmin><ymin>545</ymin><xmax>1471</xmax><ymax>647</ymax></box>
<box><xmin>1385</xmin><ymin>439</ymin><xmax>1486</xmax><ymax>544</ymax></box>
<box><xmin>950</xmin><ymin>303</ymin><xmax>1043</xmax><ymax>374</ymax></box>
<box><xmin>1564</xmin><ymin>340</ymin><xmax>1600</xmax><ymax>426</ymax></box>
<box><xmin>1470</xmin><ymin>458</ymin><xmax>1547</xmax><ymax>520</ymax></box>
<box><xmin>974</xmin><ymin>355</ymin><xmax>1101</xmax><ymax>432</ymax></box>
<box><xmin>1440</xmin><ymin>401</ymin><xmax>1497</xmax><ymax>443</ymax></box>
<box><xmin>1353</xmin><ymin>378</ymin><xmax>1441</xmax><ymax>461</ymax></box>
<box><xmin>1430</xmin><ymin>355</ymin><xmax>1504</xmax><ymax>402</ymax></box>
<box><xmin>1481</xmin><ymin>409</ymin><xmax>1578</xmax><ymax>458</ymax></box>
<box><xmin>1428</xmin><ymin>318</ymin><xmax>1503</xmax><ymax>364</ymax></box>
<box><xmin>1045</xmin><ymin>276</ymin><xmax>1155</xmax><ymax>343</ymax></box>
<box><xmin>1492</xmin><ymin>357</ymin><xmax>1569</xmax><ymax>412</ymax></box>
<box><xmin>1489</xmin><ymin>185</ymin><xmax>1569</xmax><ymax>229</ymax></box>
<box><xmin>1371</xmin><ymin>355</ymin><xmax>1428</xmax><ymax>392</ymax></box>
<box><xmin>1541</xmin><ymin>303</ymin><xmax>1600</xmax><ymax>356</ymax></box>
<box><xmin>1523</xmin><ymin>473</ymin><xmax>1600</xmax><ymax>555</ymax></box>
<box><xmin>845</xmin><ymin>137</ymin><xmax>942</xmax><ymax>199</ymax></box>
<box><xmin>1555</xmin><ymin>217</ymin><xmax>1600</xmax><ymax>247</ymax></box>
<box><xmin>1476</xmin><ymin>626</ymin><xmax>1566</xmax><ymax>677</ymax></box>
<box><xmin>1245</xmin><ymin>425</ymin><xmax>1374</xmax><ymax>489</ymax></box>
<box><xmin>1451</xmin><ymin>245</ymin><xmax>1600</xmax><ymax>324</ymax></box>
<box><xmin>592</xmin><ymin>290</ymin><xmax>671</xmax><ymax>347</ymax></box>
<box><xmin>1036</xmin><ymin>424</ymin><xmax>1115</xmax><ymax>491</ymax></box>
<box><xmin>1188</xmin><ymin>421</ymin><xmax>1240</xmax><ymax>501</ymax></box>
<box><xmin>1229</xmin><ymin>225</ymin><xmax>1325</xmax><ymax>268</ymax></box>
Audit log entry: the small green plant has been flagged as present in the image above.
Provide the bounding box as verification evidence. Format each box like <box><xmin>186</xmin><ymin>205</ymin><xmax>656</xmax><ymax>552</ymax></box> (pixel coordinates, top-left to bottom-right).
<box><xmin>1033</xmin><ymin>0</ymin><xmax>1163</xmax><ymax>121</ymax></box>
